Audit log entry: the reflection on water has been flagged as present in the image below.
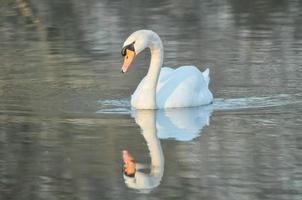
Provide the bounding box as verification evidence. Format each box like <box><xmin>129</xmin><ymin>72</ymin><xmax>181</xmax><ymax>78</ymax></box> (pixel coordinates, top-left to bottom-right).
<box><xmin>97</xmin><ymin>93</ymin><xmax>302</xmax><ymax>115</ymax></box>
<box><xmin>155</xmin><ymin>106</ymin><xmax>212</xmax><ymax>141</ymax></box>
<box><xmin>123</xmin><ymin>110</ymin><xmax>164</xmax><ymax>192</ymax></box>
<box><xmin>122</xmin><ymin>107</ymin><xmax>212</xmax><ymax>191</ymax></box>
<box><xmin>1</xmin><ymin>0</ymin><xmax>302</xmax><ymax>199</ymax></box>
<box><xmin>98</xmin><ymin>102</ymin><xmax>213</xmax><ymax>140</ymax></box>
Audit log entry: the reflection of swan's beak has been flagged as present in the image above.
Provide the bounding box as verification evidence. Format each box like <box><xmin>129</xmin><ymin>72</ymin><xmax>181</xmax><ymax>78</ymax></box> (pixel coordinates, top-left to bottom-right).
<box><xmin>123</xmin><ymin>110</ymin><xmax>164</xmax><ymax>192</ymax></box>
<box><xmin>122</xmin><ymin>150</ymin><xmax>136</xmax><ymax>177</ymax></box>
<box><xmin>121</xmin><ymin>49</ymin><xmax>135</xmax><ymax>73</ymax></box>
<box><xmin>123</xmin><ymin>150</ymin><xmax>134</xmax><ymax>163</ymax></box>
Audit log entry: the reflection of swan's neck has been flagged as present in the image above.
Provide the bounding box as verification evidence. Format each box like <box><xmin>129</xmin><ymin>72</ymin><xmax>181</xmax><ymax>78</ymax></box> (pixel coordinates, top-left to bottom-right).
<box><xmin>134</xmin><ymin>110</ymin><xmax>164</xmax><ymax>180</ymax></box>
<box><xmin>143</xmin><ymin>35</ymin><xmax>163</xmax><ymax>109</ymax></box>
<box><xmin>140</xmin><ymin>110</ymin><xmax>164</xmax><ymax>177</ymax></box>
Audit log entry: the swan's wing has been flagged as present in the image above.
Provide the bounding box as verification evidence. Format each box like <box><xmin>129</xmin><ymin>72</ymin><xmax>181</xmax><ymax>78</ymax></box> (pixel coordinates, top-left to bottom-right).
<box><xmin>156</xmin><ymin>66</ymin><xmax>212</xmax><ymax>108</ymax></box>
<box><xmin>157</xmin><ymin>67</ymin><xmax>174</xmax><ymax>91</ymax></box>
<box><xmin>202</xmin><ymin>68</ymin><xmax>210</xmax><ymax>86</ymax></box>
<box><xmin>159</xmin><ymin>67</ymin><xmax>174</xmax><ymax>77</ymax></box>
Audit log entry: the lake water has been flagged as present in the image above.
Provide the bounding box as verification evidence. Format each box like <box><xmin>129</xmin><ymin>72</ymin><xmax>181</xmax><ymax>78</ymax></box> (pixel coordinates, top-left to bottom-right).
<box><xmin>1</xmin><ymin>0</ymin><xmax>302</xmax><ymax>199</ymax></box>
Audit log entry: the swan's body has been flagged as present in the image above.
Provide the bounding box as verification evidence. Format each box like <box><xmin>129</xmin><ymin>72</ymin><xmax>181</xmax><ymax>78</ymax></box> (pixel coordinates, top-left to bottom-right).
<box><xmin>121</xmin><ymin>30</ymin><xmax>213</xmax><ymax>109</ymax></box>
<box><xmin>132</xmin><ymin>66</ymin><xmax>212</xmax><ymax>109</ymax></box>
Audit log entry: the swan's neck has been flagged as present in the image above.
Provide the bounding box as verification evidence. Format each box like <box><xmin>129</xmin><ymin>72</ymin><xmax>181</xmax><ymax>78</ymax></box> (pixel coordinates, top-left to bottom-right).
<box><xmin>143</xmin><ymin>38</ymin><xmax>163</xmax><ymax>109</ymax></box>
<box><xmin>147</xmin><ymin>43</ymin><xmax>163</xmax><ymax>80</ymax></box>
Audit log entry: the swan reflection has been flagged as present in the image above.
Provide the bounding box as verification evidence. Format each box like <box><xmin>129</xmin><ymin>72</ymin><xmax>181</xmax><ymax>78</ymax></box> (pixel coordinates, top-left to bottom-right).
<box><xmin>123</xmin><ymin>110</ymin><xmax>164</xmax><ymax>192</ymax></box>
<box><xmin>155</xmin><ymin>105</ymin><xmax>213</xmax><ymax>141</ymax></box>
<box><xmin>122</xmin><ymin>106</ymin><xmax>213</xmax><ymax>192</ymax></box>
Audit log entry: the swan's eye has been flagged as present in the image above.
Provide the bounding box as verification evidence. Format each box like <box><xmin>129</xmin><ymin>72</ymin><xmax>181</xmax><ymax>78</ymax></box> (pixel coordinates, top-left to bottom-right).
<box><xmin>121</xmin><ymin>47</ymin><xmax>126</xmax><ymax>56</ymax></box>
<box><xmin>121</xmin><ymin>42</ymin><xmax>135</xmax><ymax>57</ymax></box>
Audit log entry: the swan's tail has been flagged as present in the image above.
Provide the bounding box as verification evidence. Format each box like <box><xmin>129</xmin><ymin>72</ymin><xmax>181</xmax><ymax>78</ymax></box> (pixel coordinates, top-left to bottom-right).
<box><xmin>202</xmin><ymin>68</ymin><xmax>210</xmax><ymax>86</ymax></box>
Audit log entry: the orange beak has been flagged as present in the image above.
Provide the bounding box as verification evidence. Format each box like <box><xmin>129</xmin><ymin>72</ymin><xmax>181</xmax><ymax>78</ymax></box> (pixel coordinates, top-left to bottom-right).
<box><xmin>121</xmin><ymin>49</ymin><xmax>135</xmax><ymax>73</ymax></box>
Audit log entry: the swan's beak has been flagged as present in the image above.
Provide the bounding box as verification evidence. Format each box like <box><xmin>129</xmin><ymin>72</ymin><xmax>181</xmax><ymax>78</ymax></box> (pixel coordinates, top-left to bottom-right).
<box><xmin>122</xmin><ymin>49</ymin><xmax>135</xmax><ymax>73</ymax></box>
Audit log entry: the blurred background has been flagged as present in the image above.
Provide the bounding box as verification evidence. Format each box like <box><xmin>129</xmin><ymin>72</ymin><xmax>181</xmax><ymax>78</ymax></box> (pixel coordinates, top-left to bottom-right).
<box><xmin>0</xmin><ymin>0</ymin><xmax>302</xmax><ymax>199</ymax></box>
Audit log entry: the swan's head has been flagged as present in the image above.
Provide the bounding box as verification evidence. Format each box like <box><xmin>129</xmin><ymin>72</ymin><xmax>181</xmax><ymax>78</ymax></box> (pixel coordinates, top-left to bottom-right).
<box><xmin>121</xmin><ymin>30</ymin><xmax>160</xmax><ymax>73</ymax></box>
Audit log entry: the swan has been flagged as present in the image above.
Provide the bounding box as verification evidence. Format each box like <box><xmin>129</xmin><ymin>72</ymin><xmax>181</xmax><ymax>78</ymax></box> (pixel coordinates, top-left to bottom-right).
<box><xmin>121</xmin><ymin>29</ymin><xmax>213</xmax><ymax>109</ymax></box>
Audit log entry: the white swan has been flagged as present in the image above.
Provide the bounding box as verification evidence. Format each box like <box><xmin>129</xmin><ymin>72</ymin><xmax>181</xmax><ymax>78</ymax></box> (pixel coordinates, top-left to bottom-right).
<box><xmin>121</xmin><ymin>29</ymin><xmax>213</xmax><ymax>109</ymax></box>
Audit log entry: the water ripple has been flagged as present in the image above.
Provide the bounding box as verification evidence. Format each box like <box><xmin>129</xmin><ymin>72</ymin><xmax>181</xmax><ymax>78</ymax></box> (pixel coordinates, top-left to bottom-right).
<box><xmin>96</xmin><ymin>94</ymin><xmax>302</xmax><ymax>114</ymax></box>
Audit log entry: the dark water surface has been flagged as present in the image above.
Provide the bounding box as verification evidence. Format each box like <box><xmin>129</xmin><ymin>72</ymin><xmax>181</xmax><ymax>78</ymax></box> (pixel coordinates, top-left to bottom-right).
<box><xmin>1</xmin><ymin>0</ymin><xmax>302</xmax><ymax>199</ymax></box>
